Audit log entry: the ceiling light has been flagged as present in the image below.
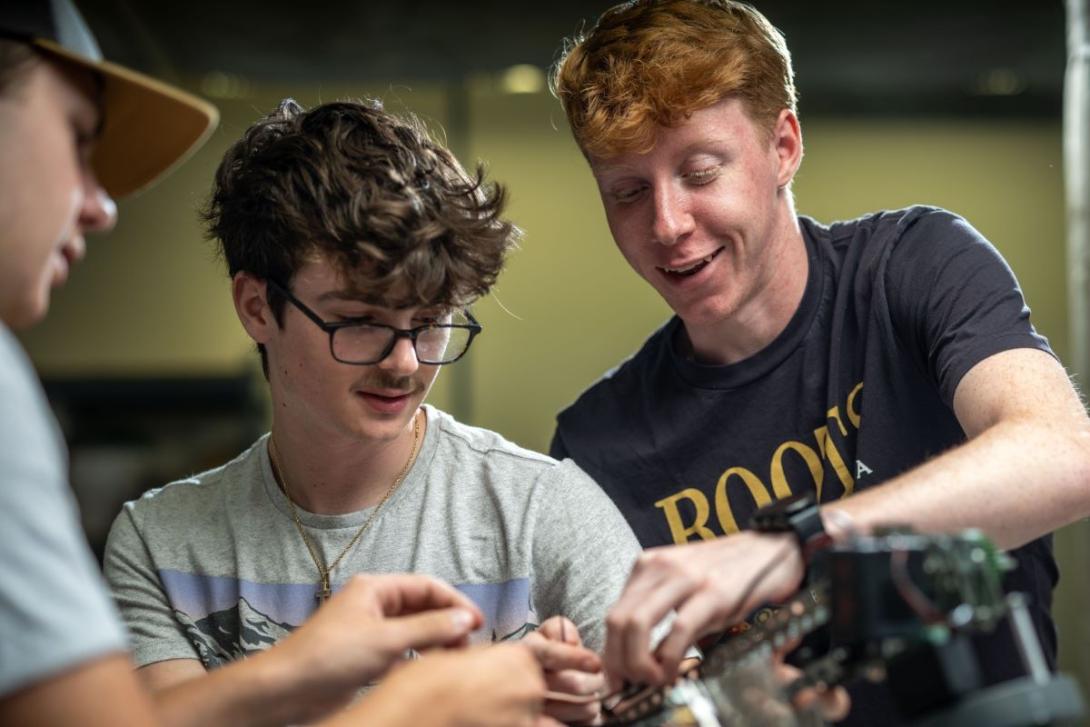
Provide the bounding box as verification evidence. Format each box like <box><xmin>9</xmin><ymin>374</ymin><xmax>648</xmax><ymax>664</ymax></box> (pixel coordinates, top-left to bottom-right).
<box><xmin>500</xmin><ymin>64</ymin><xmax>545</xmax><ymax>94</ymax></box>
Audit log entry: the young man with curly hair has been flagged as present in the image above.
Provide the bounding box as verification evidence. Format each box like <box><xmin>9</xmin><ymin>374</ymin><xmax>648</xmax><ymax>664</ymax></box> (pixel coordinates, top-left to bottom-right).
<box><xmin>0</xmin><ymin>3</ymin><xmax>561</xmax><ymax>727</ymax></box>
<box><xmin>104</xmin><ymin>97</ymin><xmax>635</xmax><ymax>725</ymax></box>
<box><xmin>549</xmin><ymin>0</ymin><xmax>1090</xmax><ymax>721</ymax></box>
<box><xmin>0</xmin><ymin>2</ymin><xmax>572</xmax><ymax>726</ymax></box>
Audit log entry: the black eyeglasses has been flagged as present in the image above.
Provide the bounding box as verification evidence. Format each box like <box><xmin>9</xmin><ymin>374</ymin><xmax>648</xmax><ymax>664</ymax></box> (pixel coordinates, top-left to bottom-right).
<box><xmin>265</xmin><ymin>279</ymin><xmax>481</xmax><ymax>365</ymax></box>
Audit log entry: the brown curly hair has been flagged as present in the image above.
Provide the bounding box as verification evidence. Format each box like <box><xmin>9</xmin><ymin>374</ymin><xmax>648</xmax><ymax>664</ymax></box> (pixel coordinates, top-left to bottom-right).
<box><xmin>205</xmin><ymin>98</ymin><xmax>518</xmax><ymax>318</ymax></box>
<box><xmin>551</xmin><ymin>0</ymin><xmax>796</xmax><ymax>158</ymax></box>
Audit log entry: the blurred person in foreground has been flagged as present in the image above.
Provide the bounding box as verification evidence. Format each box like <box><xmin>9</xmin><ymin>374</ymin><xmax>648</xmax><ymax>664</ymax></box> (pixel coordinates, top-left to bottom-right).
<box><xmin>0</xmin><ymin>2</ymin><xmax>554</xmax><ymax>726</ymax></box>
<box><xmin>102</xmin><ymin>97</ymin><xmax>639</xmax><ymax>725</ymax></box>
<box><xmin>549</xmin><ymin>0</ymin><xmax>1090</xmax><ymax>722</ymax></box>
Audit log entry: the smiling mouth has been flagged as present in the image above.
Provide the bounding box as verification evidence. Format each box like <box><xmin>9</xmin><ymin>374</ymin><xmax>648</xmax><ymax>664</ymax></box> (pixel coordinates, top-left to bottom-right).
<box><xmin>357</xmin><ymin>389</ymin><xmax>417</xmax><ymax>415</ymax></box>
<box><xmin>361</xmin><ymin>390</ymin><xmax>413</xmax><ymax>400</ymax></box>
<box><xmin>659</xmin><ymin>248</ymin><xmax>724</xmax><ymax>277</ymax></box>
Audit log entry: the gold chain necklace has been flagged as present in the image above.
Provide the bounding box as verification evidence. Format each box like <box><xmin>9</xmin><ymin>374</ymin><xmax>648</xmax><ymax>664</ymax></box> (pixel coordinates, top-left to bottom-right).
<box><xmin>268</xmin><ymin>411</ymin><xmax>422</xmax><ymax>603</ymax></box>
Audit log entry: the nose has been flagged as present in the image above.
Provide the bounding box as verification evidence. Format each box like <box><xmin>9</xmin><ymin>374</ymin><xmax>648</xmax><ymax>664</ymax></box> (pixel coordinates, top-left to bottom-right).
<box><xmin>650</xmin><ymin>184</ymin><xmax>693</xmax><ymax>246</ymax></box>
<box><xmin>378</xmin><ymin>335</ymin><xmax>420</xmax><ymax>376</ymax></box>
<box><xmin>79</xmin><ymin>169</ymin><xmax>118</xmax><ymax>234</ymax></box>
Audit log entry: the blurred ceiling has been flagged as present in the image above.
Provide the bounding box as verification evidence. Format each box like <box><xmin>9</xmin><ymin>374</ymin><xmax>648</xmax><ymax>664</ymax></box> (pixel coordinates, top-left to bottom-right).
<box><xmin>79</xmin><ymin>0</ymin><xmax>1066</xmax><ymax>117</ymax></box>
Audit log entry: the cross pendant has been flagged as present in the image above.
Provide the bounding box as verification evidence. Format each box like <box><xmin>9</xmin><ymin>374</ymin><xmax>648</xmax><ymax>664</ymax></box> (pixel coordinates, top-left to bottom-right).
<box><xmin>316</xmin><ymin>576</ymin><xmax>332</xmax><ymax>604</ymax></box>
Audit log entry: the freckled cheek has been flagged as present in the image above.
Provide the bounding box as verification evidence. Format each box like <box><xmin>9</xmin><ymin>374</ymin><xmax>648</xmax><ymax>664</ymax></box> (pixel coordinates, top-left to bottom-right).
<box><xmin>608</xmin><ymin>218</ymin><xmax>649</xmax><ymax>261</ymax></box>
<box><xmin>613</xmin><ymin>240</ymin><xmax>647</xmax><ymax>275</ymax></box>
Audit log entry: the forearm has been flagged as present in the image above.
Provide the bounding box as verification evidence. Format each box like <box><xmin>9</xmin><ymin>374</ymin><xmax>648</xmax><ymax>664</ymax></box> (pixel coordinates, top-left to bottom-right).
<box><xmin>320</xmin><ymin>645</ymin><xmax>548</xmax><ymax>727</ymax></box>
<box><xmin>826</xmin><ymin>415</ymin><xmax>1090</xmax><ymax>549</ymax></box>
<box><xmin>0</xmin><ymin>654</ymin><xmax>160</xmax><ymax>727</ymax></box>
<box><xmin>151</xmin><ymin>651</ymin><xmax>333</xmax><ymax>727</ymax></box>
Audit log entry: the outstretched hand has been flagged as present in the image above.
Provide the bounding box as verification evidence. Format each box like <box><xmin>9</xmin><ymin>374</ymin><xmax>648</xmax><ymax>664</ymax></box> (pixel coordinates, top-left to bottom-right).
<box><xmin>604</xmin><ymin>532</ymin><xmax>804</xmax><ymax>689</ymax></box>
<box><xmin>268</xmin><ymin>573</ymin><xmax>484</xmax><ymax>718</ymax></box>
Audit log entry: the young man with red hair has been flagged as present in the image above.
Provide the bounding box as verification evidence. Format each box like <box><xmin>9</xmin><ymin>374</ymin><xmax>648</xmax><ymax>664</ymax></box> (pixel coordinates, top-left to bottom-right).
<box><xmin>551</xmin><ymin>0</ymin><xmax>1090</xmax><ymax>721</ymax></box>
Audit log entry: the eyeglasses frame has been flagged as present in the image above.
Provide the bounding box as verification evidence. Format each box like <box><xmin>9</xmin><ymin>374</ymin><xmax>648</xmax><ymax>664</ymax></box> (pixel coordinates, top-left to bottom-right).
<box><xmin>264</xmin><ymin>278</ymin><xmax>481</xmax><ymax>366</ymax></box>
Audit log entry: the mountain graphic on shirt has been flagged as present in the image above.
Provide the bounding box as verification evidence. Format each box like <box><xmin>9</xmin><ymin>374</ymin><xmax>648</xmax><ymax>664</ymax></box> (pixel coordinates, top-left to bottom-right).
<box><xmin>174</xmin><ymin>596</ymin><xmax>295</xmax><ymax>668</ymax></box>
<box><xmin>157</xmin><ymin>569</ymin><xmax>535</xmax><ymax>664</ymax></box>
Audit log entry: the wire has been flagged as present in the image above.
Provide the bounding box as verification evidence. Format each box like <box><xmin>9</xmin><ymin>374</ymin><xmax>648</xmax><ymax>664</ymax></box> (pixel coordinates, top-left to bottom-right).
<box><xmin>702</xmin><ymin>537</ymin><xmax>808</xmax><ymax>655</ymax></box>
<box><xmin>890</xmin><ymin>547</ymin><xmax>945</xmax><ymax>625</ymax></box>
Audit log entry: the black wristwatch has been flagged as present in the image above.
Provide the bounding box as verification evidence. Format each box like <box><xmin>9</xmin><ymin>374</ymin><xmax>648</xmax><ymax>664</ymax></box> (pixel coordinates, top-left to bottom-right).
<box><xmin>750</xmin><ymin>493</ymin><xmax>825</xmax><ymax>555</ymax></box>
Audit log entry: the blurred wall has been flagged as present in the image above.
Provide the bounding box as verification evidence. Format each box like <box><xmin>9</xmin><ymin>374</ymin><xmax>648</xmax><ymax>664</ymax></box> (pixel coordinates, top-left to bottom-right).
<box><xmin>470</xmin><ymin>94</ymin><xmax>1068</xmax><ymax>451</ymax></box>
<box><xmin>19</xmin><ymin>80</ymin><xmax>1084</xmax><ymax>685</ymax></box>
<box><xmin>23</xmin><ymin>84</ymin><xmax>1067</xmax><ymax>443</ymax></box>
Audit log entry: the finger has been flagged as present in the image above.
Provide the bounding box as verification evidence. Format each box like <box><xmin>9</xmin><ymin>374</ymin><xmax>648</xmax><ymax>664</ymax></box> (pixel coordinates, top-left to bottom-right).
<box><xmin>819</xmin><ymin>686</ymin><xmax>851</xmax><ymax>722</ymax></box>
<box><xmin>653</xmin><ymin>590</ymin><xmax>724</xmax><ymax>681</ymax></box>
<box><xmin>382</xmin><ymin>607</ymin><xmax>480</xmax><ymax>652</ymax></box>
<box><xmin>545</xmin><ymin>667</ymin><xmax>606</xmax><ymax>697</ymax></box>
<box><xmin>607</xmin><ymin>586</ymin><xmax>690</xmax><ymax>687</ymax></box>
<box><xmin>543</xmin><ymin>671</ymin><xmax>605</xmax><ymax>722</ymax></box>
<box><xmin>414</xmin><ymin>631</ymin><xmax>472</xmax><ymax>654</ymax></box>
<box><xmin>604</xmin><ymin>559</ymin><xmax>704</xmax><ymax>687</ymax></box>
<box><xmin>537</xmin><ymin>616</ymin><xmax>581</xmax><ymax>645</ymax></box>
<box><xmin>523</xmin><ymin>634</ymin><xmax>602</xmax><ymax>673</ymax></box>
<box><xmin>363</xmin><ymin>574</ymin><xmax>484</xmax><ymax>625</ymax></box>
<box><xmin>620</xmin><ymin>619</ymin><xmax>665</xmax><ymax>688</ymax></box>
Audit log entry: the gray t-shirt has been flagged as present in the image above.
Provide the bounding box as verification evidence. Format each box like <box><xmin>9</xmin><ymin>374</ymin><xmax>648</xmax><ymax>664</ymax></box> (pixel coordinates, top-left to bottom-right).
<box><xmin>0</xmin><ymin>324</ymin><xmax>127</xmax><ymax>696</ymax></box>
<box><xmin>105</xmin><ymin>405</ymin><xmax>640</xmax><ymax>667</ymax></box>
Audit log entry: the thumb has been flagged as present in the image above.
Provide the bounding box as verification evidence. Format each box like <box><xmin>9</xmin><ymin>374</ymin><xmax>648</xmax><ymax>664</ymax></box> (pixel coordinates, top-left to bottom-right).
<box><xmin>382</xmin><ymin>607</ymin><xmax>480</xmax><ymax>652</ymax></box>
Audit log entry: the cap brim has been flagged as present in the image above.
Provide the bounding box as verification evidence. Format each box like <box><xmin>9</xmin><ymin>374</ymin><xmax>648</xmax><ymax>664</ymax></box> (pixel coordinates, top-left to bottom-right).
<box><xmin>34</xmin><ymin>39</ymin><xmax>218</xmax><ymax>199</ymax></box>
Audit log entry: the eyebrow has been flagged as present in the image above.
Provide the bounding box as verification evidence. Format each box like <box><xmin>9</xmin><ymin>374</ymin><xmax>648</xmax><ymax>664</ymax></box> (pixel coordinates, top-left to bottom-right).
<box><xmin>315</xmin><ymin>289</ymin><xmax>374</xmax><ymax>305</ymax></box>
<box><xmin>313</xmin><ymin>290</ymin><xmax>414</xmax><ymax>310</ymax></box>
<box><xmin>591</xmin><ymin>160</ymin><xmax>638</xmax><ymax>180</ymax></box>
<box><xmin>592</xmin><ymin>140</ymin><xmax>734</xmax><ymax>179</ymax></box>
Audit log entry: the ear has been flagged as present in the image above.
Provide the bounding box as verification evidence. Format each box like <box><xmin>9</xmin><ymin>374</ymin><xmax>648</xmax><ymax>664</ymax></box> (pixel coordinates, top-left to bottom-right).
<box><xmin>232</xmin><ymin>272</ymin><xmax>276</xmax><ymax>344</ymax></box>
<box><xmin>772</xmin><ymin>109</ymin><xmax>804</xmax><ymax>188</ymax></box>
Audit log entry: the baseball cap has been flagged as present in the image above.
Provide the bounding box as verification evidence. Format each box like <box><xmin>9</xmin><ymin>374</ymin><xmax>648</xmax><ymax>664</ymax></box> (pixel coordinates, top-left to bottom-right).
<box><xmin>1</xmin><ymin>0</ymin><xmax>218</xmax><ymax>198</ymax></box>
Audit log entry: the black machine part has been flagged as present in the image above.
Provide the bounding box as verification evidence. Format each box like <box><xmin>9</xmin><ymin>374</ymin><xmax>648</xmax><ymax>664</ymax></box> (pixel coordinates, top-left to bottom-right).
<box><xmin>606</xmin><ymin>530</ymin><xmax>1086</xmax><ymax>727</ymax></box>
<box><xmin>907</xmin><ymin>675</ymin><xmax>1085</xmax><ymax>727</ymax></box>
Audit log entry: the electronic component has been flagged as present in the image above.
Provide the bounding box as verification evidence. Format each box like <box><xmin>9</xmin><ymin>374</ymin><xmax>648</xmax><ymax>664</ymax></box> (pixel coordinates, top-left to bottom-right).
<box><xmin>604</xmin><ymin>529</ymin><xmax>1084</xmax><ymax>727</ymax></box>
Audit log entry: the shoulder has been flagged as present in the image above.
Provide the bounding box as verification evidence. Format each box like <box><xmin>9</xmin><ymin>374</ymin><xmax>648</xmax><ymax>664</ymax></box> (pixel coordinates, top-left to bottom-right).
<box><xmin>805</xmin><ymin>205</ymin><xmax>965</xmax><ymax>250</ymax></box>
<box><xmin>428</xmin><ymin>406</ymin><xmax>555</xmax><ymax>472</ymax></box>
<box><xmin>805</xmin><ymin>206</ymin><xmax>995</xmax><ymax>291</ymax></box>
<box><xmin>0</xmin><ymin>325</ymin><xmax>64</xmax><ymax>465</ymax></box>
<box><xmin>0</xmin><ymin>324</ymin><xmax>36</xmax><ymax>392</ymax></box>
<box><xmin>861</xmin><ymin>206</ymin><xmax>1012</xmax><ymax>284</ymax></box>
<box><xmin>426</xmin><ymin>407</ymin><xmax>601</xmax><ymax>493</ymax></box>
<box><xmin>555</xmin><ymin>319</ymin><xmax>675</xmax><ymax>432</ymax></box>
<box><xmin>119</xmin><ymin>438</ymin><xmax>266</xmax><ymax>523</ymax></box>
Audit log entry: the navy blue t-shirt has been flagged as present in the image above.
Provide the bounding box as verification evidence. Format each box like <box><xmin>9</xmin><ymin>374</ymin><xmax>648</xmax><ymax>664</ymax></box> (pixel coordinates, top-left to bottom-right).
<box><xmin>551</xmin><ymin>206</ymin><xmax>1057</xmax><ymax>723</ymax></box>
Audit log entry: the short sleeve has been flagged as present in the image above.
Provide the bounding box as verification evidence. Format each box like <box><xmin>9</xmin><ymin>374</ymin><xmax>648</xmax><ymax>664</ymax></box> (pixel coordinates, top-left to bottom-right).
<box><xmin>0</xmin><ymin>327</ymin><xmax>127</xmax><ymax>697</ymax></box>
<box><xmin>528</xmin><ymin>459</ymin><xmax>641</xmax><ymax>652</ymax></box>
<box><xmin>883</xmin><ymin>210</ymin><xmax>1051</xmax><ymax>405</ymax></box>
<box><xmin>103</xmin><ymin>505</ymin><xmax>202</xmax><ymax>668</ymax></box>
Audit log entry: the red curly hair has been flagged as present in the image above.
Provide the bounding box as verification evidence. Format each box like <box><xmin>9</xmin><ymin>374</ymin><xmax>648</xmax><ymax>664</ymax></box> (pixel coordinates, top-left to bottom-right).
<box><xmin>551</xmin><ymin>0</ymin><xmax>796</xmax><ymax>158</ymax></box>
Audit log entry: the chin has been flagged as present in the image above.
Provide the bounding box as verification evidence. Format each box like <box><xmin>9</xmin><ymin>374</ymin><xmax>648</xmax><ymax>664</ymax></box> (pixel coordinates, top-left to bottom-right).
<box><xmin>673</xmin><ymin>295</ymin><xmax>737</xmax><ymax>327</ymax></box>
<box><xmin>5</xmin><ymin>296</ymin><xmax>49</xmax><ymax>330</ymax></box>
<box><xmin>358</xmin><ymin>410</ymin><xmax>417</xmax><ymax>439</ymax></box>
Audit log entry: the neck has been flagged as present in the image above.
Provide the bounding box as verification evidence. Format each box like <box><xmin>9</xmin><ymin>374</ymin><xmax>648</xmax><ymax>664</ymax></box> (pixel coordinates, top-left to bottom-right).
<box><xmin>684</xmin><ymin>204</ymin><xmax>808</xmax><ymax>365</ymax></box>
<box><xmin>270</xmin><ymin>409</ymin><xmax>423</xmax><ymax>515</ymax></box>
